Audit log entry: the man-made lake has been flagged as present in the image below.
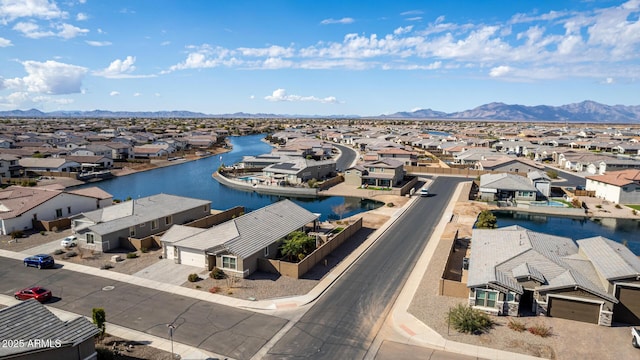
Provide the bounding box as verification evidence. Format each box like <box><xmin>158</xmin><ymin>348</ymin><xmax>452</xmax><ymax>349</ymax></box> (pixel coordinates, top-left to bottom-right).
<box><xmin>75</xmin><ymin>134</ymin><xmax>382</xmax><ymax>221</ymax></box>
<box><xmin>493</xmin><ymin>210</ymin><xmax>640</xmax><ymax>255</ymax></box>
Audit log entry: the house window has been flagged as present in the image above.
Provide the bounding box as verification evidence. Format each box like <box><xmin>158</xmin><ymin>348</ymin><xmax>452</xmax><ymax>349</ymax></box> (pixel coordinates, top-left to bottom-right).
<box><xmin>475</xmin><ymin>289</ymin><xmax>498</xmax><ymax>308</ymax></box>
<box><xmin>165</xmin><ymin>216</ymin><xmax>172</xmax><ymax>225</ymax></box>
<box><xmin>222</xmin><ymin>255</ymin><xmax>237</xmax><ymax>270</ymax></box>
<box><xmin>86</xmin><ymin>233</ymin><xmax>94</xmax><ymax>244</ymax></box>
<box><xmin>507</xmin><ymin>292</ymin><xmax>516</xmax><ymax>302</ymax></box>
<box><xmin>129</xmin><ymin>226</ymin><xmax>135</xmax><ymax>237</ymax></box>
<box><xmin>203</xmin><ymin>205</ymin><xmax>209</xmax><ymax>212</ymax></box>
<box><xmin>55</xmin><ymin>208</ymin><xmax>63</xmax><ymax>218</ymax></box>
<box><xmin>264</xmin><ymin>247</ymin><xmax>269</xmax><ymax>257</ymax></box>
<box><xmin>151</xmin><ymin>219</ymin><xmax>158</xmax><ymax>230</ymax></box>
<box><xmin>67</xmin><ymin>206</ymin><xmax>71</xmax><ymax>214</ymax></box>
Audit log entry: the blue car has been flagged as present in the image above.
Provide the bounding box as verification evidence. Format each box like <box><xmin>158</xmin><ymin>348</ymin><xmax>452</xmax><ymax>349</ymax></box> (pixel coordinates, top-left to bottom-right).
<box><xmin>23</xmin><ymin>254</ymin><xmax>55</xmax><ymax>269</ymax></box>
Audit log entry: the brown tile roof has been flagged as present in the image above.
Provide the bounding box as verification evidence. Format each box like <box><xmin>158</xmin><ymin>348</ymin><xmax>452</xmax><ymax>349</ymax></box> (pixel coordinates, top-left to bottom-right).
<box><xmin>0</xmin><ymin>186</ymin><xmax>62</xmax><ymax>219</ymax></box>
<box><xmin>585</xmin><ymin>169</ymin><xmax>640</xmax><ymax>186</ymax></box>
<box><xmin>66</xmin><ymin>187</ymin><xmax>113</xmax><ymax>200</ymax></box>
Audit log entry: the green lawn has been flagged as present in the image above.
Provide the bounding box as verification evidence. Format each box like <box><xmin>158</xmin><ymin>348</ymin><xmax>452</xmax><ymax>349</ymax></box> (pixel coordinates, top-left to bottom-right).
<box><xmin>626</xmin><ymin>204</ymin><xmax>640</xmax><ymax>211</ymax></box>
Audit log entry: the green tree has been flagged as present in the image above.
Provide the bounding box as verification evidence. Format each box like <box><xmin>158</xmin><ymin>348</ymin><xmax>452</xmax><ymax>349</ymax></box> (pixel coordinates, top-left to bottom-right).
<box><xmin>279</xmin><ymin>231</ymin><xmax>316</xmax><ymax>262</ymax></box>
<box><xmin>92</xmin><ymin>308</ymin><xmax>106</xmax><ymax>338</ymax></box>
<box><xmin>546</xmin><ymin>169</ymin><xmax>559</xmax><ymax>179</ymax></box>
<box><xmin>475</xmin><ymin>210</ymin><xmax>497</xmax><ymax>229</ymax></box>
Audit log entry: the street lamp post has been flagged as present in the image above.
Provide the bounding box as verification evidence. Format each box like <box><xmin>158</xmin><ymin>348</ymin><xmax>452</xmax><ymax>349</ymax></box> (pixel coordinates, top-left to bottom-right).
<box><xmin>167</xmin><ymin>324</ymin><xmax>175</xmax><ymax>359</ymax></box>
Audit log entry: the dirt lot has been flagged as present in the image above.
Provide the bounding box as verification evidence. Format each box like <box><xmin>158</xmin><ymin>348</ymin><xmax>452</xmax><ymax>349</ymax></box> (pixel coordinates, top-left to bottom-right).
<box><xmin>53</xmin><ymin>247</ymin><xmax>164</xmax><ymax>275</ymax></box>
<box><xmin>95</xmin><ymin>335</ymin><xmax>175</xmax><ymax>360</ymax></box>
<box><xmin>0</xmin><ymin>228</ymin><xmax>73</xmax><ymax>253</ymax></box>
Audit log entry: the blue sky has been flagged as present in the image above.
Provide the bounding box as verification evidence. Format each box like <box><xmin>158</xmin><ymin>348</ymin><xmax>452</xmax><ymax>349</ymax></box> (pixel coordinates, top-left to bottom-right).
<box><xmin>0</xmin><ymin>0</ymin><xmax>639</xmax><ymax>116</ymax></box>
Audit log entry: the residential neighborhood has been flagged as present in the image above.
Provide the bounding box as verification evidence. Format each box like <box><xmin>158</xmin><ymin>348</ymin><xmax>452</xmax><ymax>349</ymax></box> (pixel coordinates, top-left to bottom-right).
<box><xmin>0</xmin><ymin>116</ymin><xmax>638</xmax><ymax>360</ymax></box>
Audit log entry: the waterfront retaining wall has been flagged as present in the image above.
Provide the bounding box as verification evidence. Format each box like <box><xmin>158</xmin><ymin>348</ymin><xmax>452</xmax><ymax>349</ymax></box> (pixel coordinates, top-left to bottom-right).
<box><xmin>213</xmin><ymin>171</ymin><xmax>318</xmax><ymax>197</ymax></box>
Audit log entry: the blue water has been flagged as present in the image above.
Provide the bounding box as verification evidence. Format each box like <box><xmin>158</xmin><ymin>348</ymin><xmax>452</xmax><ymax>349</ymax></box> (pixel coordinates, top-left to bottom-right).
<box><xmin>73</xmin><ymin>134</ymin><xmax>382</xmax><ymax>221</ymax></box>
<box><xmin>493</xmin><ymin>210</ymin><xmax>640</xmax><ymax>255</ymax></box>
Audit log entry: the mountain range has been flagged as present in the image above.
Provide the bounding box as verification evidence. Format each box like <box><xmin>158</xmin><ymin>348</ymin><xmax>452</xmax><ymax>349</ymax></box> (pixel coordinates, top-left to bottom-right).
<box><xmin>0</xmin><ymin>100</ymin><xmax>639</xmax><ymax>123</ymax></box>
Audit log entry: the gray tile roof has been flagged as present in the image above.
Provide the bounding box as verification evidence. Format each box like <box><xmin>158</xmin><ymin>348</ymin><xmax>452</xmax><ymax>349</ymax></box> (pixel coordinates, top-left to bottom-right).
<box><xmin>0</xmin><ymin>299</ymin><xmax>99</xmax><ymax>357</ymax></box>
<box><xmin>80</xmin><ymin>194</ymin><xmax>210</xmax><ymax>236</ymax></box>
<box><xmin>469</xmin><ymin>226</ymin><xmax>619</xmax><ymax>303</ymax></box>
<box><xmin>577</xmin><ymin>236</ymin><xmax>640</xmax><ymax>280</ymax></box>
<box><xmin>163</xmin><ymin>199</ymin><xmax>319</xmax><ymax>259</ymax></box>
<box><xmin>479</xmin><ymin>173</ymin><xmax>537</xmax><ymax>191</ymax></box>
<box><xmin>226</xmin><ymin>199</ymin><xmax>318</xmax><ymax>258</ymax></box>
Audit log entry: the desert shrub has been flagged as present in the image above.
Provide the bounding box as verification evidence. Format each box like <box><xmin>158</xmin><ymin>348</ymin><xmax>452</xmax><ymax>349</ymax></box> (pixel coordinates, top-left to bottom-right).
<box><xmin>528</xmin><ymin>323</ymin><xmax>553</xmax><ymax>337</ymax></box>
<box><xmin>546</xmin><ymin>169</ymin><xmax>558</xmax><ymax>179</ymax></box>
<box><xmin>571</xmin><ymin>198</ymin><xmax>582</xmax><ymax>208</ymax></box>
<box><xmin>100</xmin><ymin>263</ymin><xmax>113</xmax><ymax>270</ymax></box>
<box><xmin>614</xmin><ymin>204</ymin><xmax>622</xmax><ymax>209</ymax></box>
<box><xmin>508</xmin><ymin>318</ymin><xmax>527</xmax><ymax>332</ymax></box>
<box><xmin>53</xmin><ymin>249</ymin><xmax>64</xmax><ymax>255</ymax></box>
<box><xmin>140</xmin><ymin>247</ymin><xmax>148</xmax><ymax>253</ymax></box>
<box><xmin>126</xmin><ymin>252</ymin><xmax>138</xmax><ymax>259</ymax></box>
<box><xmin>595</xmin><ymin>204</ymin><xmax>602</xmax><ymax>209</ymax></box>
<box><xmin>210</xmin><ymin>267</ymin><xmax>226</xmax><ymax>279</ymax></box>
<box><xmin>447</xmin><ymin>304</ymin><xmax>494</xmax><ymax>334</ymax></box>
<box><xmin>209</xmin><ymin>286</ymin><xmax>220</xmax><ymax>294</ymax></box>
<box><xmin>386</xmin><ymin>202</ymin><xmax>395</xmax><ymax>207</ymax></box>
<box><xmin>92</xmin><ymin>308</ymin><xmax>106</xmax><ymax>337</ymax></box>
<box><xmin>10</xmin><ymin>230</ymin><xmax>23</xmax><ymax>239</ymax></box>
<box><xmin>40</xmin><ymin>231</ymin><xmax>46</xmax><ymax>236</ymax></box>
<box><xmin>65</xmin><ymin>251</ymin><xmax>78</xmax><ymax>258</ymax></box>
<box><xmin>96</xmin><ymin>347</ymin><xmax>115</xmax><ymax>360</ymax></box>
<box><xmin>195</xmin><ymin>285</ymin><xmax>201</xmax><ymax>289</ymax></box>
<box><xmin>187</xmin><ymin>273</ymin><xmax>200</xmax><ymax>282</ymax></box>
<box><xmin>633</xmin><ymin>209</ymin><xmax>637</xmax><ymax>215</ymax></box>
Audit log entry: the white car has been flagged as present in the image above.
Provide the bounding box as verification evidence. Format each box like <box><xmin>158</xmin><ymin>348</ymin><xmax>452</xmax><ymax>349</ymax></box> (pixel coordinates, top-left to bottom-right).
<box><xmin>419</xmin><ymin>188</ymin><xmax>429</xmax><ymax>197</ymax></box>
<box><xmin>60</xmin><ymin>235</ymin><xmax>78</xmax><ymax>248</ymax></box>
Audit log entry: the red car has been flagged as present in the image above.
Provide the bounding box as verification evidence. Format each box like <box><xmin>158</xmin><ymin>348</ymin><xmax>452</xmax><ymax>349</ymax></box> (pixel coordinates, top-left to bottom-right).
<box><xmin>14</xmin><ymin>287</ymin><xmax>52</xmax><ymax>303</ymax></box>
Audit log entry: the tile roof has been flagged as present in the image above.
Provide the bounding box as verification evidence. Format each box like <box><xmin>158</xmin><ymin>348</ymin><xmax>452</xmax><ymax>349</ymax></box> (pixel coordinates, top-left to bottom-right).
<box><xmin>0</xmin><ymin>186</ymin><xmax>62</xmax><ymax>219</ymax></box>
<box><xmin>479</xmin><ymin>173</ymin><xmax>537</xmax><ymax>192</ymax></box>
<box><xmin>585</xmin><ymin>169</ymin><xmax>640</xmax><ymax>187</ymax></box>
<box><xmin>66</xmin><ymin>186</ymin><xmax>113</xmax><ymax>200</ymax></box>
<box><xmin>0</xmin><ymin>299</ymin><xmax>99</xmax><ymax>357</ymax></box>
<box><xmin>577</xmin><ymin>236</ymin><xmax>640</xmax><ymax>280</ymax></box>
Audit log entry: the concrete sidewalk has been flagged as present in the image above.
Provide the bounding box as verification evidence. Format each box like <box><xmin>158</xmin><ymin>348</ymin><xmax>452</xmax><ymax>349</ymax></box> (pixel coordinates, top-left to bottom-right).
<box><xmin>0</xmin><ymin>295</ymin><xmax>220</xmax><ymax>360</ymax></box>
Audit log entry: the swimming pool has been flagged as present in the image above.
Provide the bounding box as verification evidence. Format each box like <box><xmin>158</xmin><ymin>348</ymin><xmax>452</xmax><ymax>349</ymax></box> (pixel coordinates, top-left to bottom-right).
<box><xmin>529</xmin><ymin>200</ymin><xmax>567</xmax><ymax>207</ymax></box>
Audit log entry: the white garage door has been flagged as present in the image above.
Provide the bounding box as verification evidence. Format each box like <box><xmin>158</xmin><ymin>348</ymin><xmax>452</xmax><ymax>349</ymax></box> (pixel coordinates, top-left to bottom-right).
<box><xmin>179</xmin><ymin>248</ymin><xmax>205</xmax><ymax>267</ymax></box>
<box><xmin>165</xmin><ymin>245</ymin><xmax>174</xmax><ymax>260</ymax></box>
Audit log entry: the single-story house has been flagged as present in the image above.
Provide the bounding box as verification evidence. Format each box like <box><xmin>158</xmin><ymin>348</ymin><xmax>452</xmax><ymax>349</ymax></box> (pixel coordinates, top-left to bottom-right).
<box><xmin>18</xmin><ymin>158</ymin><xmax>80</xmax><ymax>173</ymax></box>
<box><xmin>474</xmin><ymin>156</ymin><xmax>545</xmax><ymax>174</ymax></box>
<box><xmin>262</xmin><ymin>158</ymin><xmax>336</xmax><ymax>184</ymax></box>
<box><xmin>71</xmin><ymin>193</ymin><xmax>211</xmax><ymax>252</ymax></box>
<box><xmin>0</xmin><ymin>185</ymin><xmax>112</xmax><ymax>235</ymax></box>
<box><xmin>0</xmin><ymin>299</ymin><xmax>99</xmax><ymax>360</ymax></box>
<box><xmin>478</xmin><ymin>173</ymin><xmax>539</xmax><ymax>202</ymax></box>
<box><xmin>343</xmin><ymin>159</ymin><xmax>404</xmax><ymax>188</ymax></box>
<box><xmin>585</xmin><ymin>169</ymin><xmax>640</xmax><ymax>204</ymax></box>
<box><xmin>467</xmin><ymin>226</ymin><xmax>640</xmax><ymax>326</ymax></box>
<box><xmin>160</xmin><ymin>199</ymin><xmax>319</xmax><ymax>277</ymax></box>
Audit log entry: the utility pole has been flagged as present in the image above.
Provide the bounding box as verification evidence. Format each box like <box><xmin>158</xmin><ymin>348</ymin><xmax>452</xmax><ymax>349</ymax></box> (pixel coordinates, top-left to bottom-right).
<box><xmin>167</xmin><ymin>323</ymin><xmax>175</xmax><ymax>359</ymax></box>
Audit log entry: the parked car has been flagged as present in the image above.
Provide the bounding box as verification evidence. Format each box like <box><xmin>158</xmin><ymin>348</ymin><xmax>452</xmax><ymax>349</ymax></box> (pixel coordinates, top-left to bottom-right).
<box><xmin>14</xmin><ymin>286</ymin><xmax>52</xmax><ymax>303</ymax></box>
<box><xmin>633</xmin><ymin>327</ymin><xmax>640</xmax><ymax>349</ymax></box>
<box><xmin>23</xmin><ymin>254</ymin><xmax>55</xmax><ymax>269</ymax></box>
<box><xmin>61</xmin><ymin>235</ymin><xmax>78</xmax><ymax>248</ymax></box>
<box><xmin>420</xmin><ymin>188</ymin><xmax>429</xmax><ymax>197</ymax></box>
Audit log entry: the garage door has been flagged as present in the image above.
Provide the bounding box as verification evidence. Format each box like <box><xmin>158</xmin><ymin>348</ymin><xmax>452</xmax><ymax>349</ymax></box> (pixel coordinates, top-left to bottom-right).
<box><xmin>548</xmin><ymin>297</ymin><xmax>600</xmax><ymax>324</ymax></box>
<box><xmin>179</xmin><ymin>248</ymin><xmax>205</xmax><ymax>267</ymax></box>
<box><xmin>614</xmin><ymin>285</ymin><xmax>640</xmax><ymax>325</ymax></box>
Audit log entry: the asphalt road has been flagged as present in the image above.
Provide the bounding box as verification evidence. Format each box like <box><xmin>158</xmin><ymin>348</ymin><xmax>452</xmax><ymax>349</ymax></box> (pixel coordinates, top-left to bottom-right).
<box><xmin>263</xmin><ymin>177</ymin><xmax>467</xmax><ymax>359</ymax></box>
<box><xmin>543</xmin><ymin>166</ymin><xmax>585</xmax><ymax>187</ymax></box>
<box><xmin>334</xmin><ymin>143</ymin><xmax>357</xmax><ymax>172</ymax></box>
<box><xmin>0</xmin><ymin>259</ymin><xmax>287</xmax><ymax>360</ymax></box>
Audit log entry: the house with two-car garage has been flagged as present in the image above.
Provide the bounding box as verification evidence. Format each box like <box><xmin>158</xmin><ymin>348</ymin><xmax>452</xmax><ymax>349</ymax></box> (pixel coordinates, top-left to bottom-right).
<box><xmin>467</xmin><ymin>226</ymin><xmax>640</xmax><ymax>326</ymax></box>
<box><xmin>70</xmin><ymin>193</ymin><xmax>211</xmax><ymax>252</ymax></box>
<box><xmin>160</xmin><ymin>199</ymin><xmax>319</xmax><ymax>277</ymax></box>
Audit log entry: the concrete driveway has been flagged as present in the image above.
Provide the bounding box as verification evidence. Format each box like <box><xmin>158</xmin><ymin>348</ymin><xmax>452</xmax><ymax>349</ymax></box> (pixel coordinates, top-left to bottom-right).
<box><xmin>132</xmin><ymin>259</ymin><xmax>206</xmax><ymax>285</ymax></box>
<box><xmin>22</xmin><ymin>237</ymin><xmax>68</xmax><ymax>256</ymax></box>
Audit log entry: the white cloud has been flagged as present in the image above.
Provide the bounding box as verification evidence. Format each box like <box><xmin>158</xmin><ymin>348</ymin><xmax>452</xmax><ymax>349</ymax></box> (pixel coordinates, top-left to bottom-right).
<box><xmin>154</xmin><ymin>93</ymin><xmax>161</xmax><ymax>97</ymax></box>
<box><xmin>13</xmin><ymin>21</ymin><xmax>88</xmax><ymax>39</ymax></box>
<box><xmin>0</xmin><ymin>0</ymin><xmax>66</xmax><ymax>24</ymax></box>
<box><xmin>489</xmin><ymin>65</ymin><xmax>512</xmax><ymax>77</ymax></box>
<box><xmin>94</xmin><ymin>56</ymin><xmax>155</xmax><ymax>78</ymax></box>
<box><xmin>76</xmin><ymin>12</ymin><xmax>88</xmax><ymax>21</ymax></box>
<box><xmin>165</xmin><ymin>45</ymin><xmax>240</xmax><ymax>73</ymax></box>
<box><xmin>264</xmin><ymin>88</ymin><xmax>338</xmax><ymax>104</ymax></box>
<box><xmin>320</xmin><ymin>17</ymin><xmax>354</xmax><ymax>25</ymax></box>
<box><xmin>238</xmin><ymin>45</ymin><xmax>294</xmax><ymax>57</ymax></box>
<box><xmin>110</xmin><ymin>91</ymin><xmax>120</xmax><ymax>96</ymax></box>
<box><xmin>86</xmin><ymin>40</ymin><xmax>112</xmax><ymax>46</ymax></box>
<box><xmin>4</xmin><ymin>60</ymin><xmax>87</xmax><ymax>94</ymax></box>
<box><xmin>249</xmin><ymin>95</ymin><xmax>255</xmax><ymax>100</ymax></box>
<box><xmin>56</xmin><ymin>23</ymin><xmax>89</xmax><ymax>39</ymax></box>
<box><xmin>604</xmin><ymin>77</ymin><xmax>614</xmax><ymax>84</ymax></box>
<box><xmin>406</xmin><ymin>17</ymin><xmax>422</xmax><ymax>22</ymax></box>
<box><xmin>262</xmin><ymin>57</ymin><xmax>293</xmax><ymax>69</ymax></box>
<box><xmin>394</xmin><ymin>25</ymin><xmax>413</xmax><ymax>35</ymax></box>
<box><xmin>400</xmin><ymin>10</ymin><xmax>423</xmax><ymax>16</ymax></box>
<box><xmin>0</xmin><ymin>37</ymin><xmax>12</xmax><ymax>46</ymax></box>
<box><xmin>133</xmin><ymin>92</ymin><xmax>141</xmax><ymax>97</ymax></box>
<box><xmin>160</xmin><ymin>41</ymin><xmax>170</xmax><ymax>46</ymax></box>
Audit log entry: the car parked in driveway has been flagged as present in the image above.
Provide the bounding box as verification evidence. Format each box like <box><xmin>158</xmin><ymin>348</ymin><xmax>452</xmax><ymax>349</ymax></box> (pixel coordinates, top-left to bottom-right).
<box><xmin>23</xmin><ymin>254</ymin><xmax>55</xmax><ymax>269</ymax></box>
<box><xmin>60</xmin><ymin>235</ymin><xmax>78</xmax><ymax>248</ymax></box>
<box><xmin>14</xmin><ymin>286</ymin><xmax>52</xmax><ymax>302</ymax></box>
